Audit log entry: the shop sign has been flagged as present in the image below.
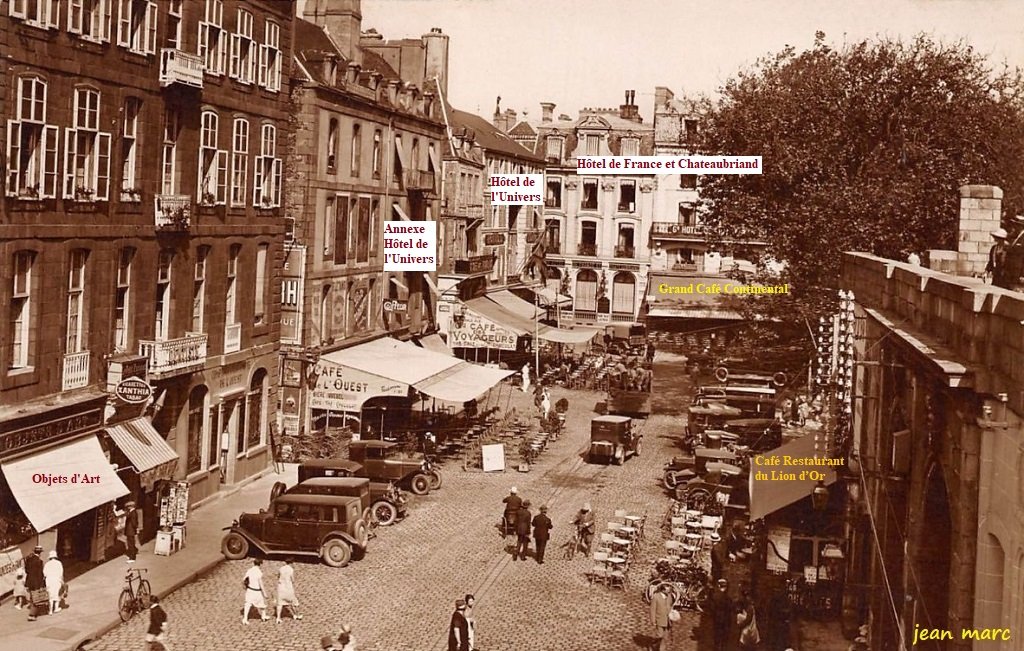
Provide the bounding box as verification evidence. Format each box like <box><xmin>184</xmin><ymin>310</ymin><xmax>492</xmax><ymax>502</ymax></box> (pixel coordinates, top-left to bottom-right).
<box><xmin>214</xmin><ymin>362</ymin><xmax>247</xmax><ymax>395</ymax></box>
<box><xmin>484</xmin><ymin>233</ymin><xmax>505</xmax><ymax>246</ymax></box>
<box><xmin>383</xmin><ymin>299</ymin><xmax>408</xmax><ymax>313</ymax></box>
<box><xmin>309</xmin><ymin>362</ymin><xmax>407</xmax><ymax>412</ymax></box>
<box><xmin>766</xmin><ymin>526</ymin><xmax>792</xmax><ymax>574</ymax></box>
<box><xmin>449</xmin><ymin>310</ymin><xmax>518</xmax><ymax>351</ymax></box>
<box><xmin>0</xmin><ymin>530</ymin><xmax>56</xmax><ymax>595</ymax></box>
<box><xmin>281</xmin><ymin>245</ymin><xmax>306</xmax><ymax>345</ymax></box>
<box><xmin>0</xmin><ymin>407</ymin><xmax>104</xmax><ymax>456</ymax></box>
<box><xmin>114</xmin><ymin>377</ymin><xmax>153</xmax><ymax>404</ymax></box>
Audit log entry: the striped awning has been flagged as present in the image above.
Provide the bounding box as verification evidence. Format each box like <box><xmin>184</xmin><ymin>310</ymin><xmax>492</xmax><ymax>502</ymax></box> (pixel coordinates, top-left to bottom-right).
<box><xmin>106</xmin><ymin>418</ymin><xmax>179</xmax><ymax>491</ymax></box>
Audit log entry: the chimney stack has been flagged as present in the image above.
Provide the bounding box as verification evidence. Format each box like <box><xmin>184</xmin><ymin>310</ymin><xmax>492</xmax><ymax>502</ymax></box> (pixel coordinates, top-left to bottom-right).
<box><xmin>655</xmin><ymin>86</ymin><xmax>674</xmax><ymax>109</ymax></box>
<box><xmin>540</xmin><ymin>102</ymin><xmax>555</xmax><ymax>122</ymax></box>
<box><xmin>422</xmin><ymin>27</ymin><xmax>450</xmax><ymax>98</ymax></box>
<box><xmin>619</xmin><ymin>89</ymin><xmax>640</xmax><ymax>122</ymax></box>
<box><xmin>306</xmin><ymin>0</ymin><xmax>363</xmax><ymax>65</ymax></box>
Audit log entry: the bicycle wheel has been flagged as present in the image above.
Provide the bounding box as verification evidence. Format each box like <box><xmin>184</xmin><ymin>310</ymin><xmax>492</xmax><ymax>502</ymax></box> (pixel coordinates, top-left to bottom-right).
<box><xmin>117</xmin><ymin>587</ymin><xmax>134</xmax><ymax>622</ymax></box>
<box><xmin>136</xmin><ymin>579</ymin><xmax>152</xmax><ymax>611</ymax></box>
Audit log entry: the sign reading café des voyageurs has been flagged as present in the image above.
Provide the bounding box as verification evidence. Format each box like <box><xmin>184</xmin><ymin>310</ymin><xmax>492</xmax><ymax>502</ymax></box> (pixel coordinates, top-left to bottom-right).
<box><xmin>449</xmin><ymin>310</ymin><xmax>517</xmax><ymax>350</ymax></box>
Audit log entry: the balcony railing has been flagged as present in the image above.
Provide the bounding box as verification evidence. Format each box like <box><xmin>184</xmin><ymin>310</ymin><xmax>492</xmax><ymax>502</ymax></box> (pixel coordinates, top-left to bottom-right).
<box><xmin>577</xmin><ymin>242</ymin><xmax>597</xmax><ymax>257</ymax></box>
<box><xmin>614</xmin><ymin>245</ymin><xmax>635</xmax><ymax>259</ymax></box>
<box><xmin>139</xmin><ymin>333</ymin><xmax>208</xmax><ymax>377</ymax></box>
<box><xmin>159</xmin><ymin>49</ymin><xmax>205</xmax><ymax>88</ymax></box>
<box><xmin>62</xmin><ymin>351</ymin><xmax>90</xmax><ymax>391</ymax></box>
<box><xmin>404</xmin><ymin>169</ymin><xmax>435</xmax><ymax>192</ymax></box>
<box><xmin>224</xmin><ymin>323</ymin><xmax>242</xmax><ymax>354</ymax></box>
<box><xmin>651</xmin><ymin>222</ymin><xmax>702</xmax><ymax>238</ymax></box>
<box><xmin>154</xmin><ymin>195</ymin><xmax>192</xmax><ymax>231</ymax></box>
<box><xmin>453</xmin><ymin>254</ymin><xmax>495</xmax><ymax>275</ymax></box>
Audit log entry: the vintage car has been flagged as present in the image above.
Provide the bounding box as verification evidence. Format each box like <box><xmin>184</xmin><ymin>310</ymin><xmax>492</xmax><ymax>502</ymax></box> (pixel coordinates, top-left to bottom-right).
<box><xmin>674</xmin><ymin>461</ymin><xmax>749</xmax><ymax>512</ymax></box>
<box><xmin>221</xmin><ymin>493</ymin><xmax>369</xmax><ymax>567</ymax></box>
<box><xmin>683</xmin><ymin>403</ymin><xmax>744</xmax><ymax>448</ymax></box>
<box><xmin>277</xmin><ymin>476</ymin><xmax>408</xmax><ymax>527</ymax></box>
<box><xmin>287</xmin><ymin>459</ymin><xmax>409</xmax><ymax>526</ymax></box>
<box><xmin>348</xmin><ymin>440</ymin><xmax>440</xmax><ymax>496</ymax></box>
<box><xmin>692</xmin><ymin>388</ymin><xmax>777</xmax><ymax>417</ymax></box>
<box><xmin>712</xmin><ymin>417</ymin><xmax>783</xmax><ymax>451</ymax></box>
<box><xmin>662</xmin><ymin>447</ymin><xmax>740</xmax><ymax>490</ymax></box>
<box><xmin>588</xmin><ymin>414</ymin><xmax>643</xmax><ymax>465</ymax></box>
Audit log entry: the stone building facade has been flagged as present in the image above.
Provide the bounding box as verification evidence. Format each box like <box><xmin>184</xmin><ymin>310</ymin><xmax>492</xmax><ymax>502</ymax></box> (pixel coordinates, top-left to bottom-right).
<box><xmin>0</xmin><ymin>0</ymin><xmax>293</xmax><ymax>566</ymax></box>
<box><xmin>282</xmin><ymin>1</ymin><xmax>445</xmax><ymax>437</ymax></box>
<box><xmin>841</xmin><ymin>186</ymin><xmax>1024</xmax><ymax>651</ymax></box>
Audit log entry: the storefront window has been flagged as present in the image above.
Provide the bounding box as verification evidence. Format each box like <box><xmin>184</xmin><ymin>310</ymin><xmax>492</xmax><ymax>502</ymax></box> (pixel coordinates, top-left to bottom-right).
<box><xmin>246</xmin><ymin>368</ymin><xmax>267</xmax><ymax>449</ymax></box>
<box><xmin>0</xmin><ymin>475</ymin><xmax>33</xmax><ymax>549</ymax></box>
<box><xmin>187</xmin><ymin>385</ymin><xmax>207</xmax><ymax>473</ymax></box>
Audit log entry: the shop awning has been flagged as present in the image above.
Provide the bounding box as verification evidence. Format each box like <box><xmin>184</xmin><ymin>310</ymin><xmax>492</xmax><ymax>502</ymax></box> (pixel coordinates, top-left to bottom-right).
<box><xmin>322</xmin><ymin>337</ymin><xmax>463</xmax><ymax>386</ymax></box>
<box><xmin>464</xmin><ymin>298</ymin><xmax>531</xmax><ymax>336</ymax></box>
<box><xmin>416</xmin><ymin>333</ymin><xmax>454</xmax><ymax>356</ymax></box>
<box><xmin>106</xmin><ymin>418</ymin><xmax>179</xmax><ymax>491</ymax></box>
<box><xmin>465</xmin><ymin>297</ymin><xmax>597</xmax><ymax>344</ymax></box>
<box><xmin>646</xmin><ymin>274</ymin><xmax>745</xmax><ymax>320</ymax></box>
<box><xmin>1</xmin><ymin>436</ymin><xmax>129</xmax><ymax>532</ymax></box>
<box><xmin>748</xmin><ymin>433</ymin><xmax>838</xmax><ymax>521</ymax></box>
<box><xmin>539</xmin><ymin>326</ymin><xmax>600</xmax><ymax>344</ymax></box>
<box><xmin>487</xmin><ymin>290</ymin><xmax>542</xmax><ymax>320</ymax></box>
<box><xmin>535</xmin><ymin>285</ymin><xmax>572</xmax><ymax>307</ymax></box>
<box><xmin>413</xmin><ymin>363</ymin><xmax>515</xmax><ymax>403</ymax></box>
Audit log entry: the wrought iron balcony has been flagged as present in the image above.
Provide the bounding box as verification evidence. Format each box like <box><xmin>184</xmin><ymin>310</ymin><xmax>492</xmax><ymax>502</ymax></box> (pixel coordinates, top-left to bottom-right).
<box><xmin>403</xmin><ymin>169</ymin><xmax>435</xmax><ymax>192</ymax></box>
<box><xmin>154</xmin><ymin>195</ymin><xmax>193</xmax><ymax>231</ymax></box>
<box><xmin>651</xmin><ymin>222</ymin><xmax>702</xmax><ymax>238</ymax></box>
<box><xmin>62</xmin><ymin>351</ymin><xmax>90</xmax><ymax>391</ymax></box>
<box><xmin>160</xmin><ymin>49</ymin><xmax>205</xmax><ymax>88</ymax></box>
<box><xmin>577</xmin><ymin>242</ymin><xmax>597</xmax><ymax>257</ymax></box>
<box><xmin>614</xmin><ymin>245</ymin><xmax>635</xmax><ymax>259</ymax></box>
<box><xmin>139</xmin><ymin>333</ymin><xmax>208</xmax><ymax>378</ymax></box>
<box><xmin>453</xmin><ymin>254</ymin><xmax>495</xmax><ymax>275</ymax></box>
<box><xmin>224</xmin><ymin>323</ymin><xmax>242</xmax><ymax>354</ymax></box>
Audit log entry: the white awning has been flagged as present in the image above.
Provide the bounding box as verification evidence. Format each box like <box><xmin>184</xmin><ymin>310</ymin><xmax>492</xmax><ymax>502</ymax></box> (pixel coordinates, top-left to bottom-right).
<box><xmin>539</xmin><ymin>326</ymin><xmax>600</xmax><ymax>344</ymax></box>
<box><xmin>487</xmin><ymin>290</ymin><xmax>541</xmax><ymax>320</ymax></box>
<box><xmin>321</xmin><ymin>337</ymin><xmax>463</xmax><ymax>386</ymax></box>
<box><xmin>394</xmin><ymin>135</ymin><xmax>408</xmax><ymax>169</ymax></box>
<box><xmin>413</xmin><ymin>363</ymin><xmax>515</xmax><ymax>403</ymax></box>
<box><xmin>536</xmin><ymin>285</ymin><xmax>572</xmax><ymax>307</ymax></box>
<box><xmin>416</xmin><ymin>333</ymin><xmax>453</xmax><ymax>356</ymax></box>
<box><xmin>393</xmin><ymin>203</ymin><xmax>411</xmax><ymax>222</ymax></box>
<box><xmin>2</xmin><ymin>436</ymin><xmax>130</xmax><ymax>532</ymax></box>
<box><xmin>748</xmin><ymin>433</ymin><xmax>838</xmax><ymax>521</ymax></box>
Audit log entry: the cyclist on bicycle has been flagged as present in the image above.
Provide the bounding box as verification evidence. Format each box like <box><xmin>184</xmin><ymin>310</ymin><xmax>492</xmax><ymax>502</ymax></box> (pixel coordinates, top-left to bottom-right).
<box><xmin>501</xmin><ymin>487</ymin><xmax>522</xmax><ymax>535</ymax></box>
<box><xmin>572</xmin><ymin>503</ymin><xmax>596</xmax><ymax>554</ymax></box>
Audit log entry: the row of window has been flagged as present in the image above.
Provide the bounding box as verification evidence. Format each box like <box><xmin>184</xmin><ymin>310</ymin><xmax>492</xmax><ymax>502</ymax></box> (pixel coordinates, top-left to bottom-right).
<box><xmin>186</xmin><ymin>371</ymin><xmax>268</xmax><ymax>475</ymax></box>
<box><xmin>545</xmin><ymin>135</ymin><xmax>642</xmax><ymax>162</ymax></box>
<box><xmin>6</xmin><ymin>77</ymin><xmax>281</xmax><ymax>207</ymax></box>
<box><xmin>542</xmin><ymin>220</ymin><xmax>636</xmax><ymax>257</ymax></box>
<box><xmin>322</xmin><ymin>194</ymin><xmax>380</xmax><ymax>265</ymax></box>
<box><xmin>541</xmin><ymin>176</ymin><xmax>697</xmax><ymax>213</ymax></box>
<box><xmin>565</xmin><ymin>269</ymin><xmax>637</xmax><ymax>314</ymax></box>
<box><xmin>6</xmin><ymin>243</ymin><xmax>269</xmax><ymax>371</ymax></box>
<box><xmin>9</xmin><ymin>0</ymin><xmax>282</xmax><ymax>92</ymax></box>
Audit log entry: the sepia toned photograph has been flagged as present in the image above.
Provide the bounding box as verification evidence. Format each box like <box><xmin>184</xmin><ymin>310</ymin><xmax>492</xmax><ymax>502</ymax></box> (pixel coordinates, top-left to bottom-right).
<box><xmin>2</xmin><ymin>1</ymin><xmax>1024</xmax><ymax>650</ymax></box>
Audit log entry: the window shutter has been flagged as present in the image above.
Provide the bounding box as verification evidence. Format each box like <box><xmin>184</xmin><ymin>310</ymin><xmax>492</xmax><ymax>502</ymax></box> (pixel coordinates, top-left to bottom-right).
<box><xmin>145</xmin><ymin>2</ymin><xmax>157</xmax><ymax>53</ymax></box>
<box><xmin>96</xmin><ymin>132</ymin><xmax>111</xmax><ymax>200</ymax></box>
<box><xmin>217</xmin><ymin>30</ymin><xmax>227</xmax><ymax>74</ymax></box>
<box><xmin>272</xmin><ymin>51</ymin><xmax>281</xmax><ymax>91</ymax></box>
<box><xmin>216</xmin><ymin>150</ymin><xmax>228</xmax><ymax>203</ymax></box>
<box><xmin>247</xmin><ymin>40</ymin><xmax>256</xmax><ymax>83</ymax></box>
<box><xmin>229</xmin><ymin>32</ymin><xmax>240</xmax><ymax>78</ymax></box>
<box><xmin>46</xmin><ymin>0</ymin><xmax>59</xmax><ymax>27</ymax></box>
<box><xmin>42</xmin><ymin>124</ymin><xmax>59</xmax><ymax>198</ymax></box>
<box><xmin>6</xmin><ymin>120</ymin><xmax>21</xmax><ymax>196</ymax></box>
<box><xmin>272</xmin><ymin>157</ymin><xmax>282</xmax><ymax>207</ymax></box>
<box><xmin>63</xmin><ymin>127</ymin><xmax>78</xmax><ymax>198</ymax></box>
<box><xmin>10</xmin><ymin>0</ymin><xmax>27</xmax><ymax>19</ymax></box>
<box><xmin>198</xmin><ymin>22</ymin><xmax>208</xmax><ymax>61</ymax></box>
<box><xmin>258</xmin><ymin>44</ymin><xmax>268</xmax><ymax>87</ymax></box>
<box><xmin>100</xmin><ymin>0</ymin><xmax>112</xmax><ymax>41</ymax></box>
<box><xmin>69</xmin><ymin>0</ymin><xmax>83</xmax><ymax>33</ymax></box>
<box><xmin>116</xmin><ymin>0</ymin><xmax>129</xmax><ymax>45</ymax></box>
<box><xmin>253</xmin><ymin>157</ymin><xmax>263</xmax><ymax>205</ymax></box>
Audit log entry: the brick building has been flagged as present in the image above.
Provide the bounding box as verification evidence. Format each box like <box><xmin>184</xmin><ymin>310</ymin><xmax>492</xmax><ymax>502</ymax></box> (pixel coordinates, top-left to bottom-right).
<box><xmin>0</xmin><ymin>0</ymin><xmax>292</xmax><ymax>568</ymax></box>
<box><xmin>282</xmin><ymin>0</ymin><xmax>445</xmax><ymax>437</ymax></box>
<box><xmin>841</xmin><ymin>186</ymin><xmax>1024</xmax><ymax>651</ymax></box>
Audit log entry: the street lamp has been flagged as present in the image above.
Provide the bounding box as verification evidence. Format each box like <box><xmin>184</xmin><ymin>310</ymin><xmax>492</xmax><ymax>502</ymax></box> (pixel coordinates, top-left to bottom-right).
<box><xmin>811</xmin><ymin>480</ymin><xmax>830</xmax><ymax>512</ymax></box>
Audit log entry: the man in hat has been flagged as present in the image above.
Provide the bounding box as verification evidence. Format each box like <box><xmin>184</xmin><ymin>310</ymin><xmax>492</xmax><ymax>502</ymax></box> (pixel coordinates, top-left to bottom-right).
<box><xmin>24</xmin><ymin>545</ymin><xmax>44</xmax><ymax>621</ymax></box>
<box><xmin>532</xmin><ymin>504</ymin><xmax>553</xmax><ymax>564</ymax></box>
<box><xmin>709</xmin><ymin>578</ymin><xmax>733</xmax><ymax>651</ymax></box>
<box><xmin>650</xmin><ymin>582</ymin><xmax>674</xmax><ymax>651</ymax></box>
<box><xmin>124</xmin><ymin>500</ymin><xmax>140</xmax><ymax>563</ymax></box>
<box><xmin>987</xmin><ymin>227</ymin><xmax>1011</xmax><ymax>288</ymax></box>
<box><xmin>501</xmin><ymin>487</ymin><xmax>522</xmax><ymax>535</ymax></box>
<box><xmin>572</xmin><ymin>503</ymin><xmax>596</xmax><ymax>555</ymax></box>
<box><xmin>448</xmin><ymin>599</ymin><xmax>470</xmax><ymax>651</ymax></box>
<box><xmin>514</xmin><ymin>500</ymin><xmax>533</xmax><ymax>561</ymax></box>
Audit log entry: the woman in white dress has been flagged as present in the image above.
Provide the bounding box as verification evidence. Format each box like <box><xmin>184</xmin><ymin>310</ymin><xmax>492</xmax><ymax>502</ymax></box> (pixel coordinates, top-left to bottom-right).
<box><xmin>275</xmin><ymin>558</ymin><xmax>303</xmax><ymax>622</ymax></box>
<box><xmin>464</xmin><ymin>593</ymin><xmax>477</xmax><ymax>650</ymax></box>
<box><xmin>43</xmin><ymin>551</ymin><xmax>64</xmax><ymax>614</ymax></box>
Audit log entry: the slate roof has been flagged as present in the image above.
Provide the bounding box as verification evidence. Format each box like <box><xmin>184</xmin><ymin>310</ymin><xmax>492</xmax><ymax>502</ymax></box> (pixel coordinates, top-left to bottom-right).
<box><xmin>508</xmin><ymin>121</ymin><xmax>536</xmax><ymax>137</ymax></box>
<box><xmin>294</xmin><ymin>18</ymin><xmax>345</xmax><ymax>83</ymax></box>
<box><xmin>449</xmin><ymin>108</ymin><xmax>545</xmax><ymax>164</ymax></box>
<box><xmin>361</xmin><ymin>49</ymin><xmax>400</xmax><ymax>81</ymax></box>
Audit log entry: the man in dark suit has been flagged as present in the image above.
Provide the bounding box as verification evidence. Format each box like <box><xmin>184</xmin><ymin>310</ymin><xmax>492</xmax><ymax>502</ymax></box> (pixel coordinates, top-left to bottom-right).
<box><xmin>501</xmin><ymin>487</ymin><xmax>522</xmax><ymax>535</ymax></box>
<box><xmin>708</xmin><ymin>579</ymin><xmax>733</xmax><ymax>651</ymax></box>
<box><xmin>514</xmin><ymin>500</ymin><xmax>532</xmax><ymax>561</ymax></box>
<box><xmin>124</xmin><ymin>501</ymin><xmax>139</xmax><ymax>563</ymax></box>
<box><xmin>532</xmin><ymin>505</ymin><xmax>553</xmax><ymax>564</ymax></box>
<box><xmin>24</xmin><ymin>545</ymin><xmax>44</xmax><ymax>621</ymax></box>
<box><xmin>447</xmin><ymin>599</ymin><xmax>470</xmax><ymax>651</ymax></box>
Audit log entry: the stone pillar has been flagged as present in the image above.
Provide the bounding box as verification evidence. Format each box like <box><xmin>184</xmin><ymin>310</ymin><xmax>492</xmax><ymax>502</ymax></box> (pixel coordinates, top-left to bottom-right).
<box><xmin>957</xmin><ymin>185</ymin><xmax>1002</xmax><ymax>277</ymax></box>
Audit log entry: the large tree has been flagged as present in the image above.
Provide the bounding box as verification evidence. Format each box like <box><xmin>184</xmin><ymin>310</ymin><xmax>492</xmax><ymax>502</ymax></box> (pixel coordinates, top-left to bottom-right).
<box><xmin>699</xmin><ymin>33</ymin><xmax>1024</xmax><ymax>323</ymax></box>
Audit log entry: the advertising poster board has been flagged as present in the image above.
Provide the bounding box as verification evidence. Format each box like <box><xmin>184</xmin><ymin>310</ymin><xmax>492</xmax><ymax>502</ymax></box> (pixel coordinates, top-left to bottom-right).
<box><xmin>481</xmin><ymin>444</ymin><xmax>506</xmax><ymax>472</ymax></box>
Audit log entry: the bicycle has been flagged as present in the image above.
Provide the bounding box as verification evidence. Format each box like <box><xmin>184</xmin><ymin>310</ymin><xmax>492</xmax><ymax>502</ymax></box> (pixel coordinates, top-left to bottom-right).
<box><xmin>118</xmin><ymin>568</ymin><xmax>151</xmax><ymax>622</ymax></box>
<box><xmin>563</xmin><ymin>525</ymin><xmax>592</xmax><ymax>560</ymax></box>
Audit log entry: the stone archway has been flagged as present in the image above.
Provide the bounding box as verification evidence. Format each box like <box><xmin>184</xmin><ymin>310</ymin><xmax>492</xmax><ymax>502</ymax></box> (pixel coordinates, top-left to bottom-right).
<box><xmin>914</xmin><ymin>463</ymin><xmax>953</xmax><ymax>650</ymax></box>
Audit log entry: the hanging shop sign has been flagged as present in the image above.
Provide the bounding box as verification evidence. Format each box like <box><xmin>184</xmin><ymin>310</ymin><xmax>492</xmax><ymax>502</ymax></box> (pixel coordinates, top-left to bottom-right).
<box><xmin>281</xmin><ymin>245</ymin><xmax>306</xmax><ymax>345</ymax></box>
<box><xmin>114</xmin><ymin>377</ymin><xmax>153</xmax><ymax>404</ymax></box>
<box><xmin>449</xmin><ymin>309</ymin><xmax>518</xmax><ymax>351</ymax></box>
<box><xmin>309</xmin><ymin>361</ymin><xmax>407</xmax><ymax>412</ymax></box>
<box><xmin>383</xmin><ymin>299</ymin><xmax>408</xmax><ymax>313</ymax></box>
<box><xmin>484</xmin><ymin>233</ymin><xmax>505</xmax><ymax>246</ymax></box>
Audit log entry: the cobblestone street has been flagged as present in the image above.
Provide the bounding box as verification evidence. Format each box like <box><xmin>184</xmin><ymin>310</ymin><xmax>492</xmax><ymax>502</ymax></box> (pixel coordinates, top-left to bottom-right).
<box><xmin>85</xmin><ymin>367</ymin><xmax>714</xmax><ymax>651</ymax></box>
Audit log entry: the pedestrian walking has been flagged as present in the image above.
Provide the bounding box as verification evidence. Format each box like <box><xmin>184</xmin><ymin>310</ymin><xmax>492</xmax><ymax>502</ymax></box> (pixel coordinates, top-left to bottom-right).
<box><xmin>649</xmin><ymin>583</ymin><xmax>674</xmax><ymax>651</ymax></box>
<box><xmin>124</xmin><ymin>501</ymin><xmax>140</xmax><ymax>563</ymax></box>
<box><xmin>242</xmin><ymin>558</ymin><xmax>270</xmax><ymax>624</ymax></box>
<box><xmin>275</xmin><ymin>558</ymin><xmax>303</xmax><ymax>622</ymax></box>
<box><xmin>521</xmin><ymin>363</ymin><xmax>531</xmax><ymax>394</ymax></box>
<box><xmin>532</xmin><ymin>505</ymin><xmax>553</xmax><ymax>564</ymax></box>
<box><xmin>541</xmin><ymin>389</ymin><xmax>551</xmax><ymax>420</ymax></box>
<box><xmin>146</xmin><ymin>595</ymin><xmax>169</xmax><ymax>650</ymax></box>
<box><xmin>709</xmin><ymin>579</ymin><xmax>733</xmax><ymax>651</ymax></box>
<box><xmin>43</xmin><ymin>550</ymin><xmax>63</xmax><ymax>614</ymax></box>
<box><xmin>464</xmin><ymin>594</ymin><xmax>477</xmax><ymax>650</ymax></box>
<box><xmin>24</xmin><ymin>545</ymin><xmax>44</xmax><ymax>621</ymax></box>
<box><xmin>12</xmin><ymin>567</ymin><xmax>28</xmax><ymax>610</ymax></box>
<box><xmin>514</xmin><ymin>500</ymin><xmax>532</xmax><ymax>561</ymax></box>
<box><xmin>336</xmin><ymin>623</ymin><xmax>356</xmax><ymax>650</ymax></box>
<box><xmin>501</xmin><ymin>487</ymin><xmax>522</xmax><ymax>534</ymax></box>
<box><xmin>448</xmin><ymin>599</ymin><xmax>470</xmax><ymax>651</ymax></box>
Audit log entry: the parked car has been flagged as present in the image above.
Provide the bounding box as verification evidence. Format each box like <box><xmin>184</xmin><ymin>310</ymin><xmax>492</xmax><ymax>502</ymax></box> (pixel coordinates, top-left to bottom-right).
<box><xmin>662</xmin><ymin>447</ymin><xmax>740</xmax><ymax>490</ymax></box>
<box><xmin>348</xmin><ymin>440</ymin><xmax>440</xmax><ymax>495</ymax></box>
<box><xmin>279</xmin><ymin>477</ymin><xmax>408</xmax><ymax>527</ymax></box>
<box><xmin>588</xmin><ymin>415</ymin><xmax>643</xmax><ymax>465</ymax></box>
<box><xmin>221</xmin><ymin>493</ymin><xmax>369</xmax><ymax>567</ymax></box>
<box><xmin>286</xmin><ymin>459</ymin><xmax>409</xmax><ymax>526</ymax></box>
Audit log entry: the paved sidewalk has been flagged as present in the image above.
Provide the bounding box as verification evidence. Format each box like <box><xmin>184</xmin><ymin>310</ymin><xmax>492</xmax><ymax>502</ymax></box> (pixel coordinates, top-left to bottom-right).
<box><xmin>0</xmin><ymin>465</ymin><xmax>295</xmax><ymax>651</ymax></box>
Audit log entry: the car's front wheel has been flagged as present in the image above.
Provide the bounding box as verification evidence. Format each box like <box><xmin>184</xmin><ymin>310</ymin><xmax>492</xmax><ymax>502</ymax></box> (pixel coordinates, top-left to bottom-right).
<box><xmin>221</xmin><ymin>532</ymin><xmax>249</xmax><ymax>560</ymax></box>
<box><xmin>409</xmin><ymin>473</ymin><xmax>431</xmax><ymax>495</ymax></box>
<box><xmin>427</xmin><ymin>469</ymin><xmax>443</xmax><ymax>490</ymax></box>
<box><xmin>321</xmin><ymin>539</ymin><xmax>352</xmax><ymax>567</ymax></box>
<box><xmin>663</xmin><ymin>471</ymin><xmax>678</xmax><ymax>490</ymax></box>
<box><xmin>634</xmin><ymin>438</ymin><xmax>643</xmax><ymax>458</ymax></box>
<box><xmin>373</xmin><ymin>500</ymin><xmax>399</xmax><ymax>526</ymax></box>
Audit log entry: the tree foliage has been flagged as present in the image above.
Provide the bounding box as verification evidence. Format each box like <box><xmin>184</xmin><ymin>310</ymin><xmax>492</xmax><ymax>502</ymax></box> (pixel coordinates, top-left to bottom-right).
<box><xmin>699</xmin><ymin>33</ymin><xmax>1024</xmax><ymax>323</ymax></box>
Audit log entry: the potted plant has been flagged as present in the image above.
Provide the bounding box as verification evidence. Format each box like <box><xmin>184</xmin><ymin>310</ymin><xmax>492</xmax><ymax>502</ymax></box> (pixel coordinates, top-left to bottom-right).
<box><xmin>200</xmin><ymin>191</ymin><xmax>217</xmax><ymax>206</ymax></box>
<box><xmin>73</xmin><ymin>185</ymin><xmax>94</xmax><ymax>202</ymax></box>
<box><xmin>17</xmin><ymin>185</ymin><xmax>40</xmax><ymax>199</ymax></box>
<box><xmin>121</xmin><ymin>187</ymin><xmax>142</xmax><ymax>202</ymax></box>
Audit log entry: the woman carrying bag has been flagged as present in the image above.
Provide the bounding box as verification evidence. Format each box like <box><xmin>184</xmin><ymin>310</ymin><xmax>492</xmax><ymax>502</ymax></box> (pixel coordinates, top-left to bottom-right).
<box><xmin>736</xmin><ymin>599</ymin><xmax>761</xmax><ymax>649</ymax></box>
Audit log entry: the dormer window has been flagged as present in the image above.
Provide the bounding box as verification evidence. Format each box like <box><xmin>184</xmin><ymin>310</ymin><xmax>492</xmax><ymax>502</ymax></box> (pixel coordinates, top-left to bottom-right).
<box><xmin>585</xmin><ymin>134</ymin><xmax>600</xmax><ymax>156</ymax></box>
<box><xmin>545</xmin><ymin>136</ymin><xmax>562</xmax><ymax>163</ymax></box>
<box><xmin>326</xmin><ymin>57</ymin><xmax>338</xmax><ymax>86</ymax></box>
<box><xmin>621</xmin><ymin>137</ymin><xmax>639</xmax><ymax>157</ymax></box>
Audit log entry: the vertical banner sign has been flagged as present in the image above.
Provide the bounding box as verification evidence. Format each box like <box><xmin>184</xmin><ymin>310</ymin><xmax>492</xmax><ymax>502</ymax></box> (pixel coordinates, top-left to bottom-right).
<box><xmin>281</xmin><ymin>245</ymin><xmax>306</xmax><ymax>345</ymax></box>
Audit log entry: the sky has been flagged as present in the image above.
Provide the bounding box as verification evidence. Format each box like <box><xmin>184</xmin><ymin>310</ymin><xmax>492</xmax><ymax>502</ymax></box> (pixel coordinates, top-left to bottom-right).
<box><xmin>300</xmin><ymin>0</ymin><xmax>1024</xmax><ymax>122</ymax></box>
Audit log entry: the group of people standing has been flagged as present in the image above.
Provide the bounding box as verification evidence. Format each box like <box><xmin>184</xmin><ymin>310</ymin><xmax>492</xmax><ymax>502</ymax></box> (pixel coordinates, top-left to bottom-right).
<box><xmin>12</xmin><ymin>545</ymin><xmax>65</xmax><ymax>620</ymax></box>
<box><xmin>446</xmin><ymin>594</ymin><xmax>478</xmax><ymax>651</ymax></box>
<box><xmin>500</xmin><ymin>487</ymin><xmax>553</xmax><ymax>563</ymax></box>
